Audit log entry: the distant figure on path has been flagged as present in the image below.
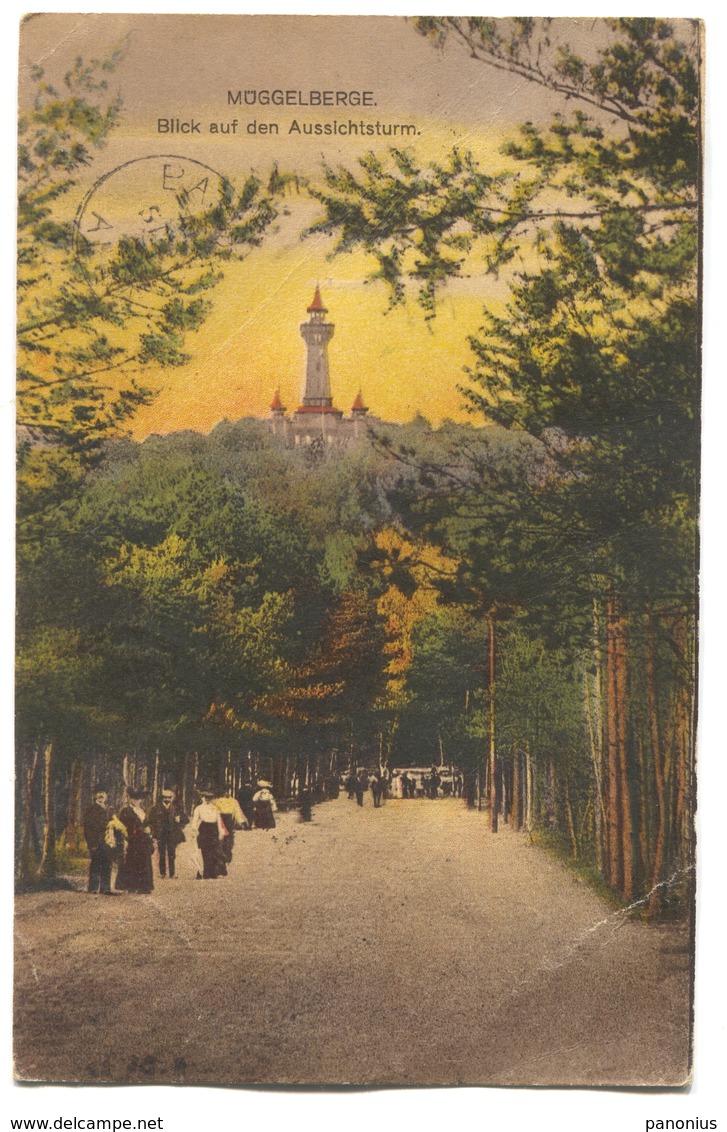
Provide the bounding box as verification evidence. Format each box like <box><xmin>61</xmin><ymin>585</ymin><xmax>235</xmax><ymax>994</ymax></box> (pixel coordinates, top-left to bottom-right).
<box><xmin>345</xmin><ymin>771</ymin><xmax>357</xmax><ymax>799</ymax></box>
<box><xmin>370</xmin><ymin>774</ymin><xmax>383</xmax><ymax>808</ymax></box>
<box><xmin>147</xmin><ymin>788</ymin><xmax>188</xmax><ymax>879</ymax></box>
<box><xmin>253</xmin><ymin>782</ymin><xmax>277</xmax><ymax>829</ymax></box>
<box><xmin>236</xmin><ymin>781</ymin><xmax>256</xmax><ymax>829</ymax></box>
<box><xmin>429</xmin><ymin>767</ymin><xmax>441</xmax><ymax>799</ymax></box>
<box><xmin>191</xmin><ymin>788</ymin><xmax>228</xmax><ymax>878</ymax></box>
<box><xmin>83</xmin><ymin>786</ymin><xmax>121</xmax><ymax>896</ymax></box>
<box><xmin>354</xmin><ymin>771</ymin><xmax>367</xmax><ymax>807</ymax></box>
<box><xmin>299</xmin><ymin>789</ymin><xmax>313</xmax><ymax>822</ymax></box>
<box><xmin>116</xmin><ymin>787</ymin><xmax>154</xmax><ymax>894</ymax></box>
<box><xmin>214</xmin><ymin>789</ymin><xmax>245</xmax><ymax>864</ymax></box>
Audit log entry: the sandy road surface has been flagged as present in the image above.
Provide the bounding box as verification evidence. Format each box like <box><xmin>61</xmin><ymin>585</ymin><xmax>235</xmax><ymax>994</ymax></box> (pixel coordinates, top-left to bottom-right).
<box><xmin>14</xmin><ymin>796</ymin><xmax>692</xmax><ymax>1087</ymax></box>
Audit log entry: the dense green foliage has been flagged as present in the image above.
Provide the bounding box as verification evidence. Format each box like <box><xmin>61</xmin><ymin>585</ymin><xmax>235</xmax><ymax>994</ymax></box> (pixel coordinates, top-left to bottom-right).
<box><xmin>17</xmin><ymin>21</ymin><xmax>699</xmax><ymax>919</ymax></box>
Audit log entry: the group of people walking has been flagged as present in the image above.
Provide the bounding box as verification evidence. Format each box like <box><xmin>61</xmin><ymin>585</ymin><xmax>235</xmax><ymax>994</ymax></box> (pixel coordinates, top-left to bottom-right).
<box><xmin>341</xmin><ymin>766</ymin><xmax>464</xmax><ymax>805</ymax></box>
<box><xmin>83</xmin><ymin>766</ymin><xmax>464</xmax><ymax>894</ymax></box>
<box><xmin>344</xmin><ymin>768</ymin><xmax>389</xmax><ymax>807</ymax></box>
<box><xmin>393</xmin><ymin>767</ymin><xmax>464</xmax><ymax>799</ymax></box>
<box><xmin>82</xmin><ymin>780</ymin><xmax>279</xmax><ymax>895</ymax></box>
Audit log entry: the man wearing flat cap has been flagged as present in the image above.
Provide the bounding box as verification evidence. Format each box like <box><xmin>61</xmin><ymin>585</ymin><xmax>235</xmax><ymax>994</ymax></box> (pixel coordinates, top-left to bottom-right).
<box><xmin>147</xmin><ymin>788</ymin><xmax>189</xmax><ymax>879</ymax></box>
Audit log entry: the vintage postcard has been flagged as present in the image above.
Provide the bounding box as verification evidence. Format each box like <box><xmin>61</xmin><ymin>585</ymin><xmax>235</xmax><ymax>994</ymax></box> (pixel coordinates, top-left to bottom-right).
<box><xmin>14</xmin><ymin>13</ymin><xmax>700</xmax><ymax>1088</ymax></box>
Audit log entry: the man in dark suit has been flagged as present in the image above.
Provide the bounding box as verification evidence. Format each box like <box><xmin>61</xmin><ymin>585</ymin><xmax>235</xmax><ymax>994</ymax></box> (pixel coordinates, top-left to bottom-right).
<box><xmin>147</xmin><ymin>788</ymin><xmax>188</xmax><ymax>879</ymax></box>
<box><xmin>83</xmin><ymin>787</ymin><xmax>117</xmax><ymax>895</ymax></box>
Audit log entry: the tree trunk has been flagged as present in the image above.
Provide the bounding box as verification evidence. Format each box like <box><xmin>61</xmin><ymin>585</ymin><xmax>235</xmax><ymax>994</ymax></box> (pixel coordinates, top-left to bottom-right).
<box><xmin>64</xmin><ymin>758</ymin><xmax>84</xmax><ymax>852</ymax></box>
<box><xmin>614</xmin><ymin>602</ymin><xmax>634</xmax><ymax>901</ymax></box>
<box><xmin>637</xmin><ymin>735</ymin><xmax>651</xmax><ymax>895</ymax></box>
<box><xmin>499</xmin><ymin>762</ymin><xmax>507</xmax><ymax>823</ymax></box>
<box><xmin>153</xmin><ymin>750</ymin><xmax>160</xmax><ymax>804</ymax></box>
<box><xmin>544</xmin><ymin>754</ymin><xmax>556</xmax><ymax>831</ymax></box>
<box><xmin>524</xmin><ymin>740</ymin><xmax>533</xmax><ymax>833</ymax></box>
<box><xmin>18</xmin><ymin>744</ymin><xmax>40</xmax><ymax>883</ymax></box>
<box><xmin>605</xmin><ymin>591</ymin><xmax>624</xmax><ymax>892</ymax></box>
<box><xmin>646</xmin><ymin>603</ymin><xmax>666</xmax><ymax>917</ymax></box>
<box><xmin>564</xmin><ymin>775</ymin><xmax>578</xmax><ymax>861</ymax></box>
<box><xmin>585</xmin><ymin>597</ymin><xmax>606</xmax><ymax>875</ymax></box>
<box><xmin>510</xmin><ymin>747</ymin><xmax>522</xmax><ymax>830</ymax></box>
<box><xmin>671</xmin><ymin>610</ymin><xmax>694</xmax><ymax>876</ymax></box>
<box><xmin>37</xmin><ymin>741</ymin><xmax>57</xmax><ymax>881</ymax></box>
<box><xmin>487</xmin><ymin>609</ymin><xmax>498</xmax><ymax>832</ymax></box>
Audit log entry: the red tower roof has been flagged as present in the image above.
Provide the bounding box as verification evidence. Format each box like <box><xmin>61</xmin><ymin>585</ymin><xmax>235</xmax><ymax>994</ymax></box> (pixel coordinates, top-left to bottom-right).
<box><xmin>307</xmin><ymin>286</ymin><xmax>327</xmax><ymax>313</ymax></box>
<box><xmin>352</xmin><ymin>390</ymin><xmax>368</xmax><ymax>412</ymax></box>
<box><xmin>270</xmin><ymin>389</ymin><xmax>285</xmax><ymax>411</ymax></box>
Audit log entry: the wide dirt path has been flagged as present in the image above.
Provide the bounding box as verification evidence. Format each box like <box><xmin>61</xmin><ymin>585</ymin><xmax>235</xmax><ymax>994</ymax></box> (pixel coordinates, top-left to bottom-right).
<box><xmin>14</xmin><ymin>796</ymin><xmax>691</xmax><ymax>1086</ymax></box>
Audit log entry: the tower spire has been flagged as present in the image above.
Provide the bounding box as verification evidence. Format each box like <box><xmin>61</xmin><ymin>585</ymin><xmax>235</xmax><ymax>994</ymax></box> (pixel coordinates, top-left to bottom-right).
<box><xmin>307</xmin><ymin>285</ymin><xmax>326</xmax><ymax>314</ymax></box>
<box><xmin>300</xmin><ymin>287</ymin><xmax>335</xmax><ymax>408</ymax></box>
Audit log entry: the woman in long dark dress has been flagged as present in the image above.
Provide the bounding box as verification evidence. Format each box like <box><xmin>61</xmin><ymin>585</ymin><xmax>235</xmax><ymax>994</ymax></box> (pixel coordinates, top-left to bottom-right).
<box><xmin>116</xmin><ymin>788</ymin><xmax>154</xmax><ymax>894</ymax></box>
<box><xmin>252</xmin><ymin>783</ymin><xmax>277</xmax><ymax>829</ymax></box>
<box><xmin>190</xmin><ymin>789</ymin><xmax>228</xmax><ymax>878</ymax></box>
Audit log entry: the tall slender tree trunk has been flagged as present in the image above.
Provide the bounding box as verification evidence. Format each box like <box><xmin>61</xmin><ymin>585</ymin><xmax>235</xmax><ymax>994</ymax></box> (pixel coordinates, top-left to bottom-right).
<box><xmin>672</xmin><ymin>610</ymin><xmax>694</xmax><ymax>876</ymax></box>
<box><xmin>637</xmin><ymin>736</ymin><xmax>651</xmax><ymax>894</ymax></box>
<box><xmin>646</xmin><ymin>603</ymin><xmax>666</xmax><ymax>917</ymax></box>
<box><xmin>510</xmin><ymin>746</ymin><xmax>522</xmax><ymax>830</ymax></box>
<box><xmin>564</xmin><ymin>776</ymin><xmax>578</xmax><ymax>861</ymax></box>
<box><xmin>524</xmin><ymin>740</ymin><xmax>533</xmax><ymax>834</ymax></box>
<box><xmin>544</xmin><ymin>755</ymin><xmax>556</xmax><ymax>830</ymax></box>
<box><xmin>153</xmin><ymin>750</ymin><xmax>160</xmax><ymax>804</ymax></box>
<box><xmin>586</xmin><ymin>597</ymin><xmax>606</xmax><ymax>875</ymax></box>
<box><xmin>614</xmin><ymin>603</ymin><xmax>634</xmax><ymax>900</ymax></box>
<box><xmin>64</xmin><ymin>758</ymin><xmax>84</xmax><ymax>852</ymax></box>
<box><xmin>606</xmin><ymin>591</ymin><xmax>624</xmax><ymax>892</ymax></box>
<box><xmin>181</xmin><ymin>751</ymin><xmax>189</xmax><ymax>813</ymax></box>
<box><xmin>18</xmin><ymin>744</ymin><xmax>40</xmax><ymax>882</ymax></box>
<box><xmin>487</xmin><ymin>608</ymin><xmax>497</xmax><ymax>832</ymax></box>
<box><xmin>37</xmin><ymin>741</ymin><xmax>56</xmax><ymax>881</ymax></box>
<box><xmin>501</xmin><ymin>762</ymin><xmax>509</xmax><ymax>824</ymax></box>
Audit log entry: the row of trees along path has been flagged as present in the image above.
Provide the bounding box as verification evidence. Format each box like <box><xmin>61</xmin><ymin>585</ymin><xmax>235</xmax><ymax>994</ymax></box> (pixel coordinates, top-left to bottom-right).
<box><xmin>17</xmin><ymin>20</ymin><xmax>698</xmax><ymax>926</ymax></box>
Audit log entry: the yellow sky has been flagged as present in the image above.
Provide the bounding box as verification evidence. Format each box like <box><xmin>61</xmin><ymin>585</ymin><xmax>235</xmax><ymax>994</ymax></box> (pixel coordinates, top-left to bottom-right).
<box><xmin>18</xmin><ymin>14</ymin><xmax>599</xmax><ymax>438</ymax></box>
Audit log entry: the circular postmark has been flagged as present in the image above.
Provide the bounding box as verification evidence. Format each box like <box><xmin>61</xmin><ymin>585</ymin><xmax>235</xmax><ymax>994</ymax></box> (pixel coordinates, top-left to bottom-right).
<box><xmin>73</xmin><ymin>153</ymin><xmax>230</xmax><ymax>255</ymax></box>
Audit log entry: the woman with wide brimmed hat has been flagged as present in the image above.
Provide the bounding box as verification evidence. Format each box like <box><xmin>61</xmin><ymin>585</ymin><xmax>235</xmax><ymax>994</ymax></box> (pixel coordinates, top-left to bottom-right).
<box><xmin>190</xmin><ymin>787</ymin><xmax>228</xmax><ymax>878</ymax></box>
<box><xmin>252</xmin><ymin>782</ymin><xmax>277</xmax><ymax>829</ymax></box>
<box><xmin>115</xmin><ymin>787</ymin><xmax>154</xmax><ymax>894</ymax></box>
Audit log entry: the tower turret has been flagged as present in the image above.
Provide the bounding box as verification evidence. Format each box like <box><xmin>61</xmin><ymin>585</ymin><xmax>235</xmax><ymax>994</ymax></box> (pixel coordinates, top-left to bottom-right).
<box><xmin>300</xmin><ymin>287</ymin><xmax>335</xmax><ymax>408</ymax></box>
<box><xmin>268</xmin><ymin>388</ymin><xmax>289</xmax><ymax>441</ymax></box>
